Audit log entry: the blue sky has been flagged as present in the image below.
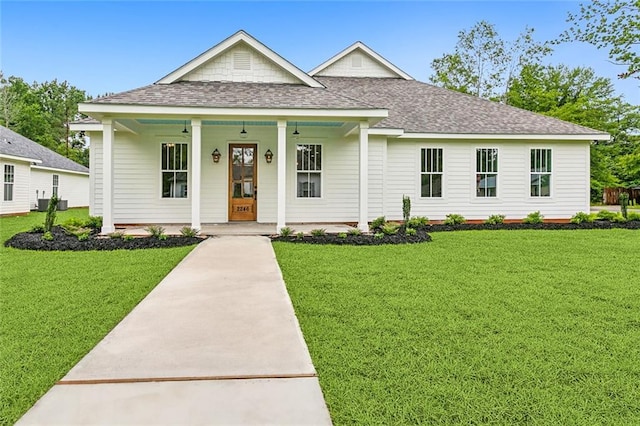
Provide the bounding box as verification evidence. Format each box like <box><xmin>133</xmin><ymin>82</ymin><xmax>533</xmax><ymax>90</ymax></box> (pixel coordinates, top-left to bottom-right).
<box><xmin>2</xmin><ymin>1</ymin><xmax>638</xmax><ymax>104</ymax></box>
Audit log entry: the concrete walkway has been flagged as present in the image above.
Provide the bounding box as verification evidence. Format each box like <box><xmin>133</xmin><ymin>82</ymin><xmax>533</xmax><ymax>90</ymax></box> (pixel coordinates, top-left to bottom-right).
<box><xmin>18</xmin><ymin>237</ymin><xmax>332</xmax><ymax>425</ymax></box>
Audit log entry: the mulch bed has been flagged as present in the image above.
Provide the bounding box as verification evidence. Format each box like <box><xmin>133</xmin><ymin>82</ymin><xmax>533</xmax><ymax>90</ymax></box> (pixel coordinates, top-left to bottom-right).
<box><xmin>271</xmin><ymin>227</ymin><xmax>432</xmax><ymax>245</ymax></box>
<box><xmin>4</xmin><ymin>226</ymin><xmax>205</xmax><ymax>251</ymax></box>
<box><xmin>428</xmin><ymin>220</ymin><xmax>640</xmax><ymax>232</ymax></box>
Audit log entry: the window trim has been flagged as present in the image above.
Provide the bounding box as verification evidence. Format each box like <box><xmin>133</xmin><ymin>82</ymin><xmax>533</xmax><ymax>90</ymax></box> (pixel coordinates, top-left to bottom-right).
<box><xmin>475</xmin><ymin>147</ymin><xmax>499</xmax><ymax>198</ymax></box>
<box><xmin>419</xmin><ymin>147</ymin><xmax>444</xmax><ymax>199</ymax></box>
<box><xmin>3</xmin><ymin>164</ymin><xmax>14</xmax><ymax>202</ymax></box>
<box><xmin>159</xmin><ymin>141</ymin><xmax>190</xmax><ymax>200</ymax></box>
<box><xmin>52</xmin><ymin>174</ymin><xmax>59</xmax><ymax>197</ymax></box>
<box><xmin>295</xmin><ymin>142</ymin><xmax>323</xmax><ymax>199</ymax></box>
<box><xmin>529</xmin><ymin>148</ymin><xmax>553</xmax><ymax>198</ymax></box>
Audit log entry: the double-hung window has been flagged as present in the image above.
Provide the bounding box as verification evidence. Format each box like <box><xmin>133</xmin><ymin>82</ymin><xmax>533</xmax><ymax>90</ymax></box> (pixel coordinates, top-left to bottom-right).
<box><xmin>3</xmin><ymin>165</ymin><xmax>14</xmax><ymax>201</ymax></box>
<box><xmin>421</xmin><ymin>148</ymin><xmax>443</xmax><ymax>197</ymax></box>
<box><xmin>52</xmin><ymin>174</ymin><xmax>59</xmax><ymax>197</ymax></box>
<box><xmin>296</xmin><ymin>144</ymin><xmax>322</xmax><ymax>198</ymax></box>
<box><xmin>531</xmin><ymin>149</ymin><xmax>552</xmax><ymax>197</ymax></box>
<box><xmin>476</xmin><ymin>148</ymin><xmax>498</xmax><ymax>197</ymax></box>
<box><xmin>161</xmin><ymin>142</ymin><xmax>188</xmax><ymax>198</ymax></box>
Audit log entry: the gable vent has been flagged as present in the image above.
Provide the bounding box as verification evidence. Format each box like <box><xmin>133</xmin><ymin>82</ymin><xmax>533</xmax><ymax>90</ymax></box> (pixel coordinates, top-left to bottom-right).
<box><xmin>351</xmin><ymin>54</ymin><xmax>363</xmax><ymax>68</ymax></box>
<box><xmin>233</xmin><ymin>51</ymin><xmax>251</xmax><ymax>70</ymax></box>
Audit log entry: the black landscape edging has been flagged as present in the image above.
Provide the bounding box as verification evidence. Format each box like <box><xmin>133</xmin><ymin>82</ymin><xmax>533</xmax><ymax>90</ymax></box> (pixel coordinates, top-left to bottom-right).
<box><xmin>4</xmin><ymin>226</ymin><xmax>205</xmax><ymax>251</ymax></box>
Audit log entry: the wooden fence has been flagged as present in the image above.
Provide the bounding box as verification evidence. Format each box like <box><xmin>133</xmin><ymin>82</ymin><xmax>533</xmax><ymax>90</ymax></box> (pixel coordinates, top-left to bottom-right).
<box><xmin>603</xmin><ymin>187</ymin><xmax>640</xmax><ymax>205</ymax></box>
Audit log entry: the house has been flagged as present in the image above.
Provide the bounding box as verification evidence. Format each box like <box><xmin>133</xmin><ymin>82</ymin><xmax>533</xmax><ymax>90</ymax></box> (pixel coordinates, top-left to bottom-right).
<box><xmin>70</xmin><ymin>30</ymin><xmax>609</xmax><ymax>234</ymax></box>
<box><xmin>0</xmin><ymin>125</ymin><xmax>89</xmax><ymax>216</ymax></box>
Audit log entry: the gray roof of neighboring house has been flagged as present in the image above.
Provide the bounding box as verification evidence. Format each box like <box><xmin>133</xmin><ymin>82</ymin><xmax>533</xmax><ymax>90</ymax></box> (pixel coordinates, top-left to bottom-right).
<box><xmin>317</xmin><ymin>77</ymin><xmax>607</xmax><ymax>135</ymax></box>
<box><xmin>90</xmin><ymin>81</ymin><xmax>376</xmax><ymax>110</ymax></box>
<box><xmin>85</xmin><ymin>77</ymin><xmax>607</xmax><ymax>136</ymax></box>
<box><xmin>0</xmin><ymin>125</ymin><xmax>89</xmax><ymax>174</ymax></box>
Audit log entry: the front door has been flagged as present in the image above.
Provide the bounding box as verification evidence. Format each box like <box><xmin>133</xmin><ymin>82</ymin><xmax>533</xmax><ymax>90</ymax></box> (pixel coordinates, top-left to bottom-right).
<box><xmin>229</xmin><ymin>144</ymin><xmax>257</xmax><ymax>221</ymax></box>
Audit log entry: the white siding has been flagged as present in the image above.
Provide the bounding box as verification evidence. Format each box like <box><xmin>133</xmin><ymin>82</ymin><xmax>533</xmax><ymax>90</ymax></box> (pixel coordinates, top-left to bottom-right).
<box><xmin>314</xmin><ymin>50</ymin><xmax>399</xmax><ymax>78</ymax></box>
<box><xmin>385</xmin><ymin>139</ymin><xmax>590</xmax><ymax>221</ymax></box>
<box><xmin>30</xmin><ymin>169</ymin><xmax>89</xmax><ymax>208</ymax></box>
<box><xmin>181</xmin><ymin>43</ymin><xmax>302</xmax><ymax>84</ymax></box>
<box><xmin>0</xmin><ymin>160</ymin><xmax>30</xmax><ymax>215</ymax></box>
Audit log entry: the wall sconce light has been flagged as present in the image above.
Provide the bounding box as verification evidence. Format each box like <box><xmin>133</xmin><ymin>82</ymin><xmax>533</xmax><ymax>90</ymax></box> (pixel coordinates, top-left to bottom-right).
<box><xmin>265</xmin><ymin>149</ymin><xmax>273</xmax><ymax>164</ymax></box>
<box><xmin>240</xmin><ymin>121</ymin><xmax>248</xmax><ymax>139</ymax></box>
<box><xmin>211</xmin><ymin>148</ymin><xmax>221</xmax><ymax>163</ymax></box>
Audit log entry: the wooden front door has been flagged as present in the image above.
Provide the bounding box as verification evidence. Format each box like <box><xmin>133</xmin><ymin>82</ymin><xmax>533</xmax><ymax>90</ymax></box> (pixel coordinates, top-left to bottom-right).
<box><xmin>229</xmin><ymin>144</ymin><xmax>257</xmax><ymax>221</ymax></box>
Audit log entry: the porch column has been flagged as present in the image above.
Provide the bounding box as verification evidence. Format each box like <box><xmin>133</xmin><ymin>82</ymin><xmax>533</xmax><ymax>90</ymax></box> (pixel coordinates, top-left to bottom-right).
<box><xmin>191</xmin><ymin>119</ymin><xmax>201</xmax><ymax>230</ymax></box>
<box><xmin>101</xmin><ymin>119</ymin><xmax>114</xmax><ymax>234</ymax></box>
<box><xmin>358</xmin><ymin>121</ymin><xmax>369</xmax><ymax>232</ymax></box>
<box><xmin>276</xmin><ymin>120</ymin><xmax>287</xmax><ymax>230</ymax></box>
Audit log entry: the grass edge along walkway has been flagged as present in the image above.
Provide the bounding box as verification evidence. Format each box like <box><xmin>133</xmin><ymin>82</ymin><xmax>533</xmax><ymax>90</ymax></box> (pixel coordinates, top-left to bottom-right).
<box><xmin>274</xmin><ymin>229</ymin><xmax>640</xmax><ymax>425</ymax></box>
<box><xmin>0</xmin><ymin>210</ymin><xmax>197</xmax><ymax>425</ymax></box>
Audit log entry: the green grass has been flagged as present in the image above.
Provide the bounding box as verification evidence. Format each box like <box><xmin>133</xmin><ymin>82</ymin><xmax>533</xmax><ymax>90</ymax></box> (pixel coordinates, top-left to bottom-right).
<box><xmin>0</xmin><ymin>210</ymin><xmax>196</xmax><ymax>425</ymax></box>
<box><xmin>273</xmin><ymin>230</ymin><xmax>640</xmax><ymax>425</ymax></box>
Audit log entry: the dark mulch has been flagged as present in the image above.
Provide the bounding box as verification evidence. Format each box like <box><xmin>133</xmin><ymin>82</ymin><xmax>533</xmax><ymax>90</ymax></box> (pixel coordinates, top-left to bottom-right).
<box><xmin>429</xmin><ymin>220</ymin><xmax>640</xmax><ymax>232</ymax></box>
<box><xmin>4</xmin><ymin>226</ymin><xmax>205</xmax><ymax>251</ymax></box>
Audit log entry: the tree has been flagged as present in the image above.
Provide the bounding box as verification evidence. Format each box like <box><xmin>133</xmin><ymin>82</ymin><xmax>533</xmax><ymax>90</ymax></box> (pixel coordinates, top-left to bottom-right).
<box><xmin>560</xmin><ymin>0</ymin><xmax>640</xmax><ymax>79</ymax></box>
<box><xmin>429</xmin><ymin>21</ymin><xmax>551</xmax><ymax>102</ymax></box>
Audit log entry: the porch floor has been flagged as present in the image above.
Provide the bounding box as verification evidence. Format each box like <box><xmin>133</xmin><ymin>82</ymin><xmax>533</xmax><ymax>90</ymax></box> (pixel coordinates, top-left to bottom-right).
<box><xmin>118</xmin><ymin>222</ymin><xmax>356</xmax><ymax>236</ymax></box>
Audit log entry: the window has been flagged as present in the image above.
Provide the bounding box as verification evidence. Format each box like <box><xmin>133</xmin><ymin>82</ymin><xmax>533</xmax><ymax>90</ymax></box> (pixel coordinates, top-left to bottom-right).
<box><xmin>296</xmin><ymin>144</ymin><xmax>321</xmax><ymax>198</ymax></box>
<box><xmin>52</xmin><ymin>174</ymin><xmax>59</xmax><ymax>197</ymax></box>
<box><xmin>161</xmin><ymin>143</ymin><xmax>188</xmax><ymax>198</ymax></box>
<box><xmin>476</xmin><ymin>148</ymin><xmax>498</xmax><ymax>197</ymax></box>
<box><xmin>531</xmin><ymin>149</ymin><xmax>552</xmax><ymax>197</ymax></box>
<box><xmin>3</xmin><ymin>164</ymin><xmax>14</xmax><ymax>201</ymax></box>
<box><xmin>421</xmin><ymin>148</ymin><xmax>443</xmax><ymax>197</ymax></box>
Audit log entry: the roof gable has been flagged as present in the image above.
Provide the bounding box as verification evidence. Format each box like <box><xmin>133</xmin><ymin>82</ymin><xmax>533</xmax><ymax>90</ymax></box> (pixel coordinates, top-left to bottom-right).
<box><xmin>157</xmin><ymin>30</ymin><xmax>323</xmax><ymax>88</ymax></box>
<box><xmin>310</xmin><ymin>42</ymin><xmax>413</xmax><ymax>80</ymax></box>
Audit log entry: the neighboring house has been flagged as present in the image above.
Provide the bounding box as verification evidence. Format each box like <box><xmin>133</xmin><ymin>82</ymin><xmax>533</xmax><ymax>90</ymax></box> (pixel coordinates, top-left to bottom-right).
<box><xmin>70</xmin><ymin>30</ymin><xmax>608</xmax><ymax>233</ymax></box>
<box><xmin>0</xmin><ymin>125</ymin><xmax>89</xmax><ymax>215</ymax></box>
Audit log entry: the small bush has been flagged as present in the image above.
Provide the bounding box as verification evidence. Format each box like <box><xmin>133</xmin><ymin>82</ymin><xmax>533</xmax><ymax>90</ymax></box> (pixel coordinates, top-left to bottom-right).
<box><xmin>42</xmin><ymin>231</ymin><xmax>54</xmax><ymax>241</ymax></box>
<box><xmin>402</xmin><ymin>195</ymin><xmax>411</xmax><ymax>223</ymax></box>
<box><xmin>86</xmin><ymin>216</ymin><xmax>103</xmax><ymax>229</ymax></box>
<box><xmin>347</xmin><ymin>228</ymin><xmax>362</xmax><ymax>236</ymax></box>
<box><xmin>338</xmin><ymin>232</ymin><xmax>348</xmax><ymax>239</ymax></box>
<box><xmin>596</xmin><ymin>210</ymin><xmax>617</xmax><ymax>221</ymax></box>
<box><xmin>523</xmin><ymin>211</ymin><xmax>544</xmax><ymax>224</ymax></box>
<box><xmin>381</xmin><ymin>223</ymin><xmax>399</xmax><ymax>235</ymax></box>
<box><xmin>405</xmin><ymin>227</ymin><xmax>417</xmax><ymax>236</ymax></box>
<box><xmin>158</xmin><ymin>234</ymin><xmax>168</xmax><ymax>241</ymax></box>
<box><xmin>627</xmin><ymin>211</ymin><xmax>640</xmax><ymax>221</ymax></box>
<box><xmin>123</xmin><ymin>234</ymin><xmax>135</xmax><ymax>241</ymax></box>
<box><xmin>279</xmin><ymin>227</ymin><xmax>293</xmax><ymax>237</ymax></box>
<box><xmin>77</xmin><ymin>231</ymin><xmax>91</xmax><ymax>241</ymax></box>
<box><xmin>443</xmin><ymin>214</ymin><xmax>466</xmax><ymax>225</ymax></box>
<box><xmin>61</xmin><ymin>217</ymin><xmax>86</xmax><ymax>228</ymax></box>
<box><xmin>611</xmin><ymin>213</ymin><xmax>627</xmax><ymax>223</ymax></box>
<box><xmin>44</xmin><ymin>195</ymin><xmax>59</xmax><ymax>232</ymax></box>
<box><xmin>180</xmin><ymin>226</ymin><xmax>199</xmax><ymax>237</ymax></box>
<box><xmin>310</xmin><ymin>228</ymin><xmax>326</xmax><ymax>237</ymax></box>
<box><xmin>619</xmin><ymin>193</ymin><xmax>629</xmax><ymax>219</ymax></box>
<box><xmin>374</xmin><ymin>232</ymin><xmax>384</xmax><ymax>239</ymax></box>
<box><xmin>570</xmin><ymin>212</ymin><xmax>595</xmax><ymax>224</ymax></box>
<box><xmin>145</xmin><ymin>225</ymin><xmax>166</xmax><ymax>239</ymax></box>
<box><xmin>296</xmin><ymin>232</ymin><xmax>304</xmax><ymax>240</ymax></box>
<box><xmin>30</xmin><ymin>224</ymin><xmax>44</xmax><ymax>233</ymax></box>
<box><xmin>109</xmin><ymin>231</ymin><xmax>124</xmax><ymax>239</ymax></box>
<box><xmin>485</xmin><ymin>214</ymin><xmax>505</xmax><ymax>225</ymax></box>
<box><xmin>370</xmin><ymin>216</ymin><xmax>386</xmax><ymax>231</ymax></box>
<box><xmin>407</xmin><ymin>216</ymin><xmax>429</xmax><ymax>228</ymax></box>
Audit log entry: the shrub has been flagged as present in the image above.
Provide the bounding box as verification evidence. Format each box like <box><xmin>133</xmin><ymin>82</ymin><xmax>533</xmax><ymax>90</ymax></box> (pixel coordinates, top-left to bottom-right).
<box><xmin>570</xmin><ymin>212</ymin><xmax>595</xmax><ymax>224</ymax></box>
<box><xmin>123</xmin><ymin>234</ymin><xmax>135</xmax><ymax>241</ymax></box>
<box><xmin>347</xmin><ymin>228</ymin><xmax>362</xmax><ymax>236</ymax></box>
<box><xmin>43</xmin><ymin>196</ymin><xmax>59</xmax><ymax>232</ymax></box>
<box><xmin>627</xmin><ymin>211</ymin><xmax>640</xmax><ymax>221</ymax></box>
<box><xmin>62</xmin><ymin>217</ymin><xmax>86</xmax><ymax>228</ymax></box>
<box><xmin>611</xmin><ymin>213</ymin><xmax>627</xmax><ymax>223</ymax></box>
<box><xmin>310</xmin><ymin>228</ymin><xmax>326</xmax><ymax>237</ymax></box>
<box><xmin>374</xmin><ymin>232</ymin><xmax>384</xmax><ymax>239</ymax></box>
<box><xmin>42</xmin><ymin>231</ymin><xmax>54</xmax><ymax>241</ymax></box>
<box><xmin>30</xmin><ymin>224</ymin><xmax>44</xmax><ymax>233</ymax></box>
<box><xmin>370</xmin><ymin>216</ymin><xmax>386</xmax><ymax>231</ymax></box>
<box><xmin>619</xmin><ymin>193</ymin><xmax>629</xmax><ymax>219</ymax></box>
<box><xmin>402</xmin><ymin>195</ymin><xmax>411</xmax><ymax>223</ymax></box>
<box><xmin>381</xmin><ymin>223</ymin><xmax>399</xmax><ymax>235</ymax></box>
<box><xmin>279</xmin><ymin>227</ymin><xmax>293</xmax><ymax>237</ymax></box>
<box><xmin>523</xmin><ymin>211</ymin><xmax>544</xmax><ymax>224</ymax></box>
<box><xmin>443</xmin><ymin>214</ymin><xmax>466</xmax><ymax>225</ymax></box>
<box><xmin>109</xmin><ymin>231</ymin><xmax>124</xmax><ymax>239</ymax></box>
<box><xmin>596</xmin><ymin>210</ymin><xmax>617</xmax><ymax>221</ymax></box>
<box><xmin>485</xmin><ymin>214</ymin><xmax>505</xmax><ymax>225</ymax></box>
<box><xmin>180</xmin><ymin>226</ymin><xmax>199</xmax><ymax>237</ymax></box>
<box><xmin>77</xmin><ymin>231</ymin><xmax>91</xmax><ymax>241</ymax></box>
<box><xmin>86</xmin><ymin>216</ymin><xmax>103</xmax><ymax>230</ymax></box>
<box><xmin>405</xmin><ymin>227</ymin><xmax>417</xmax><ymax>236</ymax></box>
<box><xmin>296</xmin><ymin>231</ymin><xmax>305</xmax><ymax>240</ymax></box>
<box><xmin>145</xmin><ymin>225</ymin><xmax>166</xmax><ymax>239</ymax></box>
<box><xmin>407</xmin><ymin>216</ymin><xmax>429</xmax><ymax>229</ymax></box>
<box><xmin>338</xmin><ymin>232</ymin><xmax>348</xmax><ymax>239</ymax></box>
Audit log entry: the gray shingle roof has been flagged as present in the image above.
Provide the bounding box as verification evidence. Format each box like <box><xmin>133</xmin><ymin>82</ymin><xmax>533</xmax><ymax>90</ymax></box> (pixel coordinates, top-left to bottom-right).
<box><xmin>317</xmin><ymin>77</ymin><xmax>607</xmax><ymax>136</ymax></box>
<box><xmin>0</xmin><ymin>126</ymin><xmax>89</xmax><ymax>174</ymax></box>
<box><xmin>90</xmin><ymin>81</ymin><xmax>376</xmax><ymax>110</ymax></box>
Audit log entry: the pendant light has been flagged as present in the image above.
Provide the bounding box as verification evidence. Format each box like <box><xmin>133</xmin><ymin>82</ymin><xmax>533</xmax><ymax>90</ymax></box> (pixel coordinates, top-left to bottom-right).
<box><xmin>240</xmin><ymin>121</ymin><xmax>248</xmax><ymax>139</ymax></box>
<box><xmin>293</xmin><ymin>122</ymin><xmax>300</xmax><ymax>139</ymax></box>
<box><xmin>182</xmin><ymin>120</ymin><xmax>189</xmax><ymax>134</ymax></box>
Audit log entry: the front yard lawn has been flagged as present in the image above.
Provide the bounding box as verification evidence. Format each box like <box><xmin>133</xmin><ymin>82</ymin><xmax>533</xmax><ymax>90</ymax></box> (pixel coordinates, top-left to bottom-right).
<box><xmin>274</xmin><ymin>230</ymin><xmax>640</xmax><ymax>424</ymax></box>
<box><xmin>0</xmin><ymin>210</ymin><xmax>197</xmax><ymax>425</ymax></box>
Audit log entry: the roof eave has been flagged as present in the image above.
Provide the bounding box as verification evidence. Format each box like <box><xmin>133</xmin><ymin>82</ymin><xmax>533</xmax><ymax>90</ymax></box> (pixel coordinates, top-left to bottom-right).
<box><xmin>0</xmin><ymin>153</ymin><xmax>42</xmax><ymax>164</ymax></box>
<box><xmin>397</xmin><ymin>132</ymin><xmax>611</xmax><ymax>141</ymax></box>
<box><xmin>31</xmin><ymin>165</ymin><xmax>89</xmax><ymax>175</ymax></box>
